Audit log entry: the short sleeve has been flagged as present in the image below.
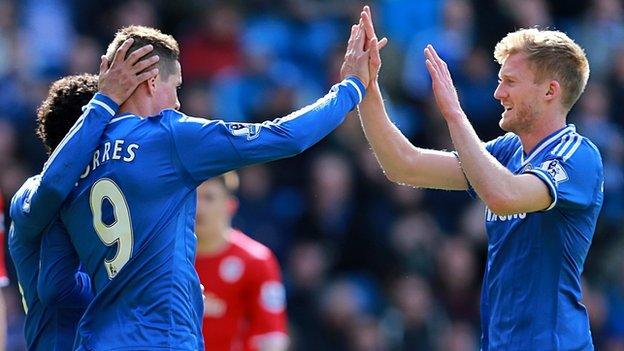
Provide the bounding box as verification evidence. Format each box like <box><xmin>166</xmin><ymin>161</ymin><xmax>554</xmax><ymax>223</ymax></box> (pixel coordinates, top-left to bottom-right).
<box><xmin>524</xmin><ymin>139</ymin><xmax>603</xmax><ymax>211</ymax></box>
<box><xmin>454</xmin><ymin>133</ymin><xmax>521</xmax><ymax>198</ymax></box>
<box><xmin>484</xmin><ymin>132</ymin><xmax>521</xmax><ymax>163</ymax></box>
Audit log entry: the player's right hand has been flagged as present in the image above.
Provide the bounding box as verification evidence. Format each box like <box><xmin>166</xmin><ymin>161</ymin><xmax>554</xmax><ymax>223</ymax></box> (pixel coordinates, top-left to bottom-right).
<box><xmin>340</xmin><ymin>20</ymin><xmax>372</xmax><ymax>88</ymax></box>
<box><xmin>98</xmin><ymin>38</ymin><xmax>160</xmax><ymax>106</ymax></box>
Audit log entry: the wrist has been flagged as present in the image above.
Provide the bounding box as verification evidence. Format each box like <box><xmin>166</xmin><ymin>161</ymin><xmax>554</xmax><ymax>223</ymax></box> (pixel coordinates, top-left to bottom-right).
<box><xmin>443</xmin><ymin>108</ymin><xmax>466</xmax><ymax>124</ymax></box>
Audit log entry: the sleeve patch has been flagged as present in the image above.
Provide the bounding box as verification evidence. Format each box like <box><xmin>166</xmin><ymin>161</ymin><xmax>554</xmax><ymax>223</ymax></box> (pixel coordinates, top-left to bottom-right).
<box><xmin>260</xmin><ymin>281</ymin><xmax>286</xmax><ymax>313</ymax></box>
<box><xmin>226</xmin><ymin>123</ymin><xmax>262</xmax><ymax>140</ymax></box>
<box><xmin>540</xmin><ymin>159</ymin><xmax>568</xmax><ymax>184</ymax></box>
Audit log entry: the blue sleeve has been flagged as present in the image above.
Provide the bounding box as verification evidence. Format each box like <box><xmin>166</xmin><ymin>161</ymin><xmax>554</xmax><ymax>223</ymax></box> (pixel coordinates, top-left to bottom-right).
<box><xmin>9</xmin><ymin>93</ymin><xmax>118</xmax><ymax>242</ymax></box>
<box><xmin>483</xmin><ymin>132</ymin><xmax>521</xmax><ymax>162</ymax></box>
<box><xmin>169</xmin><ymin>77</ymin><xmax>365</xmax><ymax>184</ymax></box>
<box><xmin>524</xmin><ymin>138</ymin><xmax>603</xmax><ymax>210</ymax></box>
<box><xmin>37</xmin><ymin>218</ymin><xmax>93</xmax><ymax>308</ymax></box>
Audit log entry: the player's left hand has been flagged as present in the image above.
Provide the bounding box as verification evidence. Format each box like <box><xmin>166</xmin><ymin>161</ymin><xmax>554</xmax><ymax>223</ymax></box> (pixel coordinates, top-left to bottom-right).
<box><xmin>360</xmin><ymin>6</ymin><xmax>388</xmax><ymax>84</ymax></box>
<box><xmin>424</xmin><ymin>44</ymin><xmax>464</xmax><ymax>121</ymax></box>
<box><xmin>98</xmin><ymin>38</ymin><xmax>160</xmax><ymax>106</ymax></box>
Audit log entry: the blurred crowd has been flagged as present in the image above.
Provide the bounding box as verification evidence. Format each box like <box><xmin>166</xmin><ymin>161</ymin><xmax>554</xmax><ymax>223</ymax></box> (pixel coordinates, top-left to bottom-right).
<box><xmin>0</xmin><ymin>0</ymin><xmax>623</xmax><ymax>350</ymax></box>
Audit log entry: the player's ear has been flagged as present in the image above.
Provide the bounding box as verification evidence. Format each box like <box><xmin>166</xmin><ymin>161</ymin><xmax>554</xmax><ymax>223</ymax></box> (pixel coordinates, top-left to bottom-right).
<box><xmin>146</xmin><ymin>75</ymin><xmax>158</xmax><ymax>96</ymax></box>
<box><xmin>545</xmin><ymin>80</ymin><xmax>560</xmax><ymax>102</ymax></box>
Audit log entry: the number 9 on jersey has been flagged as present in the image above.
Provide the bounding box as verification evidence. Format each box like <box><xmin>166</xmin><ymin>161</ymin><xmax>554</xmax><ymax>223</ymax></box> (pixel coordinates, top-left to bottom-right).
<box><xmin>89</xmin><ymin>178</ymin><xmax>134</xmax><ymax>279</ymax></box>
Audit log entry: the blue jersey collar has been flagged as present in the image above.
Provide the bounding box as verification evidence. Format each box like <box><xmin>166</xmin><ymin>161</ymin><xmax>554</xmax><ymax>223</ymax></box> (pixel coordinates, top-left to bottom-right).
<box><xmin>521</xmin><ymin>124</ymin><xmax>576</xmax><ymax>166</ymax></box>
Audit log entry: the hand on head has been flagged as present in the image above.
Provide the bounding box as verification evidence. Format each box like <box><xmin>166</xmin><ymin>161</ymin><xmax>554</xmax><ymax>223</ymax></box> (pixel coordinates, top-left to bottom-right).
<box><xmin>340</xmin><ymin>5</ymin><xmax>388</xmax><ymax>88</ymax></box>
<box><xmin>98</xmin><ymin>38</ymin><xmax>161</xmax><ymax>106</ymax></box>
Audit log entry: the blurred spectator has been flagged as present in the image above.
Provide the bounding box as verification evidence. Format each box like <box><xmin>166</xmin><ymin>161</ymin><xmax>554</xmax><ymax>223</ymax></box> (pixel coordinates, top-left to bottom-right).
<box><xmin>180</xmin><ymin>4</ymin><xmax>242</xmax><ymax>83</ymax></box>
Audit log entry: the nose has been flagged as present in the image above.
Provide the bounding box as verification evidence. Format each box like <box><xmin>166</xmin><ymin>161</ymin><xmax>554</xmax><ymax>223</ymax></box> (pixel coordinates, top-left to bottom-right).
<box><xmin>493</xmin><ymin>82</ymin><xmax>506</xmax><ymax>101</ymax></box>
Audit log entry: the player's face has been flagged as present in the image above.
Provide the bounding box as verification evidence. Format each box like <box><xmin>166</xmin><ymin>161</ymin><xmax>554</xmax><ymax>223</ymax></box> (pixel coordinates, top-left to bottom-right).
<box><xmin>196</xmin><ymin>180</ymin><xmax>231</xmax><ymax>228</ymax></box>
<box><xmin>493</xmin><ymin>53</ymin><xmax>544</xmax><ymax>134</ymax></box>
<box><xmin>153</xmin><ymin>60</ymin><xmax>182</xmax><ymax>112</ymax></box>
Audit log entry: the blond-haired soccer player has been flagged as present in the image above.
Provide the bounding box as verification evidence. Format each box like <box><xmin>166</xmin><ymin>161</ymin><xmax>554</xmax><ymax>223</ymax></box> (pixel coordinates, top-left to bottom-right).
<box><xmin>358</xmin><ymin>6</ymin><xmax>602</xmax><ymax>350</ymax></box>
<box><xmin>195</xmin><ymin>172</ymin><xmax>288</xmax><ymax>351</ymax></box>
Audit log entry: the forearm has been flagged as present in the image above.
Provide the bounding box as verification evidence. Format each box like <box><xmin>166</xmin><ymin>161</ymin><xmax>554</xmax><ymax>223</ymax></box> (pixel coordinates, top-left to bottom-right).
<box><xmin>275</xmin><ymin>76</ymin><xmax>364</xmax><ymax>152</ymax></box>
<box><xmin>359</xmin><ymin>82</ymin><xmax>467</xmax><ymax>189</ymax></box>
<box><xmin>445</xmin><ymin>113</ymin><xmax>519</xmax><ymax>211</ymax></box>
<box><xmin>358</xmin><ymin>82</ymin><xmax>415</xmax><ymax>179</ymax></box>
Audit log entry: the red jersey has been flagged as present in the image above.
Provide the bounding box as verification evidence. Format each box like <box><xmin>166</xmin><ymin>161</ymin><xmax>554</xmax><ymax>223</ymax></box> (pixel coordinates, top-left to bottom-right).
<box><xmin>195</xmin><ymin>229</ymin><xmax>288</xmax><ymax>351</ymax></box>
<box><xmin>0</xmin><ymin>194</ymin><xmax>8</xmax><ymax>286</ymax></box>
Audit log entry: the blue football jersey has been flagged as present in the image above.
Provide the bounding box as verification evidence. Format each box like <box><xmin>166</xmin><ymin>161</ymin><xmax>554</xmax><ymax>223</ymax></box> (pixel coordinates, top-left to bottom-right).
<box><xmin>9</xmin><ymin>93</ymin><xmax>118</xmax><ymax>350</ymax></box>
<box><xmin>477</xmin><ymin>124</ymin><xmax>603</xmax><ymax>350</ymax></box>
<box><xmin>60</xmin><ymin>77</ymin><xmax>364</xmax><ymax>350</ymax></box>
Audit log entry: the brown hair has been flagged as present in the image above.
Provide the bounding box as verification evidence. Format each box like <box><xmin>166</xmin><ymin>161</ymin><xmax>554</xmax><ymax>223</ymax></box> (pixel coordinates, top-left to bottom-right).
<box><xmin>494</xmin><ymin>28</ymin><xmax>590</xmax><ymax>111</ymax></box>
<box><xmin>106</xmin><ymin>25</ymin><xmax>180</xmax><ymax>79</ymax></box>
<box><xmin>36</xmin><ymin>74</ymin><xmax>98</xmax><ymax>154</ymax></box>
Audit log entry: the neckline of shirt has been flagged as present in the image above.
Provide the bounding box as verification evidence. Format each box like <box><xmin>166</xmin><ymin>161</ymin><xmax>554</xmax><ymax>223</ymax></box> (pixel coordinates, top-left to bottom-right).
<box><xmin>521</xmin><ymin>124</ymin><xmax>576</xmax><ymax>166</ymax></box>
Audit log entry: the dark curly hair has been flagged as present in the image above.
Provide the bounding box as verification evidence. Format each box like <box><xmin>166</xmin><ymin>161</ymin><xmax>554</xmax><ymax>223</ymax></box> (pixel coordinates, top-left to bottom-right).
<box><xmin>36</xmin><ymin>74</ymin><xmax>98</xmax><ymax>154</ymax></box>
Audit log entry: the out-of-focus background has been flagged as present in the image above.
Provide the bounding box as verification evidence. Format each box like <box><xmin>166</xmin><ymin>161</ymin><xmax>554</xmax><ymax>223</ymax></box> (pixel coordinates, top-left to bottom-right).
<box><xmin>0</xmin><ymin>0</ymin><xmax>623</xmax><ymax>350</ymax></box>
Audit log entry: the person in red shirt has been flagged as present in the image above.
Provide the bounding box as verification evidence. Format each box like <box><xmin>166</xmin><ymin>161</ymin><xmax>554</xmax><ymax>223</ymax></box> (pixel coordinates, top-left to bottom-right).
<box><xmin>195</xmin><ymin>172</ymin><xmax>288</xmax><ymax>351</ymax></box>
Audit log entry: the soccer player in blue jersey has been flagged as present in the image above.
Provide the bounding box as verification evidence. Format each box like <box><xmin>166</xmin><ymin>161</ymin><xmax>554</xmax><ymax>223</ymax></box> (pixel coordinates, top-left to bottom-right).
<box><xmin>9</xmin><ymin>39</ymin><xmax>159</xmax><ymax>350</ymax></box>
<box><xmin>358</xmin><ymin>6</ymin><xmax>602</xmax><ymax>350</ymax></box>
<box><xmin>45</xmin><ymin>23</ymin><xmax>383</xmax><ymax>350</ymax></box>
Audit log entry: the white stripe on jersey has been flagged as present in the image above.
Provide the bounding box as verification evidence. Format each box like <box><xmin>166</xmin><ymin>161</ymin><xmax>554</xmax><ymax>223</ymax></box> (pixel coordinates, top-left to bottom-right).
<box><xmin>555</xmin><ymin>134</ymin><xmax>578</xmax><ymax>157</ymax></box>
<box><xmin>42</xmin><ymin>106</ymin><xmax>90</xmax><ymax>173</ymax></box>
<box><xmin>522</xmin><ymin>125</ymin><xmax>574</xmax><ymax>166</ymax></box>
<box><xmin>345</xmin><ymin>79</ymin><xmax>363</xmax><ymax>104</ymax></box>
<box><xmin>550</xmin><ymin>134</ymin><xmax>571</xmax><ymax>155</ymax></box>
<box><xmin>109</xmin><ymin>115</ymin><xmax>139</xmax><ymax>124</ymax></box>
<box><xmin>563</xmin><ymin>135</ymin><xmax>583</xmax><ymax>161</ymax></box>
<box><xmin>91</xmin><ymin>100</ymin><xmax>116</xmax><ymax>116</ymax></box>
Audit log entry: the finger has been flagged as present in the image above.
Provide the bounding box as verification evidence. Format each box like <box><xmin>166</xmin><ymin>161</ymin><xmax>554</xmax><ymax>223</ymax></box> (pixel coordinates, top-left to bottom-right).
<box><xmin>127</xmin><ymin>44</ymin><xmax>154</xmax><ymax>65</ymax></box>
<box><xmin>425</xmin><ymin>59</ymin><xmax>439</xmax><ymax>81</ymax></box>
<box><xmin>354</xmin><ymin>22</ymin><xmax>365</xmax><ymax>53</ymax></box>
<box><xmin>132</xmin><ymin>54</ymin><xmax>160</xmax><ymax>73</ymax></box>
<box><xmin>346</xmin><ymin>24</ymin><xmax>358</xmax><ymax>54</ymax></box>
<box><xmin>112</xmin><ymin>38</ymin><xmax>134</xmax><ymax>65</ymax></box>
<box><xmin>361</xmin><ymin>11</ymin><xmax>377</xmax><ymax>41</ymax></box>
<box><xmin>424</xmin><ymin>46</ymin><xmax>439</xmax><ymax>71</ymax></box>
<box><xmin>364</xmin><ymin>5</ymin><xmax>372</xmax><ymax>20</ymax></box>
<box><xmin>428</xmin><ymin>44</ymin><xmax>447</xmax><ymax>69</ymax></box>
<box><xmin>135</xmin><ymin>68</ymin><xmax>159</xmax><ymax>83</ymax></box>
<box><xmin>377</xmin><ymin>37</ymin><xmax>388</xmax><ymax>50</ymax></box>
<box><xmin>427</xmin><ymin>45</ymin><xmax>452</xmax><ymax>81</ymax></box>
<box><xmin>99</xmin><ymin>55</ymin><xmax>109</xmax><ymax>75</ymax></box>
<box><xmin>370</xmin><ymin>38</ymin><xmax>381</xmax><ymax>71</ymax></box>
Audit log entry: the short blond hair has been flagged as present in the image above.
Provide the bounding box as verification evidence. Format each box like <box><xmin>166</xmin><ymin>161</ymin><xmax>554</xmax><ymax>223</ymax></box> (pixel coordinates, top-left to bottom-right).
<box><xmin>494</xmin><ymin>28</ymin><xmax>590</xmax><ymax>111</ymax></box>
<box><xmin>106</xmin><ymin>25</ymin><xmax>180</xmax><ymax>79</ymax></box>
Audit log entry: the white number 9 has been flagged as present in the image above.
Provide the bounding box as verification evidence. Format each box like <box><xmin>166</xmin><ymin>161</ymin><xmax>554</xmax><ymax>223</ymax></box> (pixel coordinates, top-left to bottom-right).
<box><xmin>89</xmin><ymin>178</ymin><xmax>133</xmax><ymax>279</ymax></box>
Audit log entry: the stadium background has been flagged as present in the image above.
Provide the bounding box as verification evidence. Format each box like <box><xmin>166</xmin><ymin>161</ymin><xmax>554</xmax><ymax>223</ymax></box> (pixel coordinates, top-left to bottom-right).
<box><xmin>0</xmin><ymin>0</ymin><xmax>623</xmax><ymax>350</ymax></box>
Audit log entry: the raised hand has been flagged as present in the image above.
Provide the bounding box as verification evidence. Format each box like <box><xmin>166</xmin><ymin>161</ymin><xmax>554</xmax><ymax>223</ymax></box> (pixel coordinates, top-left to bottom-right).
<box><xmin>424</xmin><ymin>44</ymin><xmax>463</xmax><ymax>121</ymax></box>
<box><xmin>98</xmin><ymin>38</ymin><xmax>160</xmax><ymax>105</ymax></box>
<box><xmin>340</xmin><ymin>21</ymin><xmax>372</xmax><ymax>88</ymax></box>
<box><xmin>360</xmin><ymin>6</ymin><xmax>388</xmax><ymax>83</ymax></box>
